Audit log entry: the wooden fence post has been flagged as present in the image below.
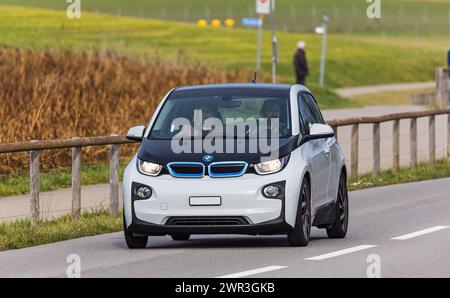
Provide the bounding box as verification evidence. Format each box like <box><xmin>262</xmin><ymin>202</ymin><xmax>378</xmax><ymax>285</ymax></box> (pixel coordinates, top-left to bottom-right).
<box><xmin>332</xmin><ymin>126</ymin><xmax>338</xmax><ymax>141</ymax></box>
<box><xmin>110</xmin><ymin>141</ymin><xmax>120</xmax><ymax>217</ymax></box>
<box><xmin>429</xmin><ymin>115</ymin><xmax>436</xmax><ymax>164</ymax></box>
<box><xmin>351</xmin><ymin>124</ymin><xmax>359</xmax><ymax>179</ymax></box>
<box><xmin>29</xmin><ymin>142</ymin><xmax>40</xmax><ymax>225</ymax></box>
<box><xmin>448</xmin><ymin>114</ymin><xmax>450</xmax><ymax>159</ymax></box>
<box><xmin>436</xmin><ymin>67</ymin><xmax>449</xmax><ymax>108</ymax></box>
<box><xmin>393</xmin><ymin>120</ymin><xmax>400</xmax><ymax>172</ymax></box>
<box><xmin>410</xmin><ymin>118</ymin><xmax>417</xmax><ymax>169</ymax></box>
<box><xmin>373</xmin><ymin>123</ymin><xmax>381</xmax><ymax>177</ymax></box>
<box><xmin>72</xmin><ymin>146</ymin><xmax>81</xmax><ymax>220</ymax></box>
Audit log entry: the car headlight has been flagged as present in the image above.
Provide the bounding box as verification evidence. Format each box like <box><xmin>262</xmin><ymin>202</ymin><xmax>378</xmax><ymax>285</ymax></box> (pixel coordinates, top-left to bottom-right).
<box><xmin>254</xmin><ymin>156</ymin><xmax>288</xmax><ymax>175</ymax></box>
<box><xmin>137</xmin><ymin>159</ymin><xmax>162</xmax><ymax>176</ymax></box>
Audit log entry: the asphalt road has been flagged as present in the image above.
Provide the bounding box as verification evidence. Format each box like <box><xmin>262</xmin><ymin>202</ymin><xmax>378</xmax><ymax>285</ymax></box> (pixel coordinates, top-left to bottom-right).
<box><xmin>1</xmin><ymin>177</ymin><xmax>449</xmax><ymax>278</ymax></box>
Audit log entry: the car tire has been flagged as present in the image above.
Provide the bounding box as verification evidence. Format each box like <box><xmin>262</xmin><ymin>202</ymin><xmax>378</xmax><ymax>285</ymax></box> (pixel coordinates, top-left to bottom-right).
<box><xmin>123</xmin><ymin>212</ymin><xmax>148</xmax><ymax>249</ymax></box>
<box><xmin>171</xmin><ymin>233</ymin><xmax>191</xmax><ymax>241</ymax></box>
<box><xmin>288</xmin><ymin>178</ymin><xmax>311</xmax><ymax>247</ymax></box>
<box><xmin>326</xmin><ymin>172</ymin><xmax>349</xmax><ymax>239</ymax></box>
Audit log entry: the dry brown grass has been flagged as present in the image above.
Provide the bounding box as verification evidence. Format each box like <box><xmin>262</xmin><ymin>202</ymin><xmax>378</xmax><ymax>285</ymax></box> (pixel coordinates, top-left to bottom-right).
<box><xmin>0</xmin><ymin>47</ymin><xmax>252</xmax><ymax>174</ymax></box>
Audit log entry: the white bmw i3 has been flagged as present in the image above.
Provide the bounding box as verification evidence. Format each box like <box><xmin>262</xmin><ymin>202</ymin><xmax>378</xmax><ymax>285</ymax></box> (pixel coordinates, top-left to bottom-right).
<box><xmin>123</xmin><ymin>83</ymin><xmax>348</xmax><ymax>248</ymax></box>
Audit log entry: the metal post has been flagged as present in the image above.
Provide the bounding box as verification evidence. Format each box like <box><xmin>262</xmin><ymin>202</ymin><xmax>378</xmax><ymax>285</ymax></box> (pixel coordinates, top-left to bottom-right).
<box><xmin>30</xmin><ymin>143</ymin><xmax>40</xmax><ymax>225</ymax></box>
<box><xmin>319</xmin><ymin>13</ymin><xmax>329</xmax><ymax>88</ymax></box>
<box><xmin>271</xmin><ymin>0</ymin><xmax>277</xmax><ymax>83</ymax></box>
<box><xmin>110</xmin><ymin>142</ymin><xmax>120</xmax><ymax>217</ymax></box>
<box><xmin>72</xmin><ymin>146</ymin><xmax>81</xmax><ymax>220</ymax></box>
<box><xmin>256</xmin><ymin>15</ymin><xmax>263</xmax><ymax>71</ymax></box>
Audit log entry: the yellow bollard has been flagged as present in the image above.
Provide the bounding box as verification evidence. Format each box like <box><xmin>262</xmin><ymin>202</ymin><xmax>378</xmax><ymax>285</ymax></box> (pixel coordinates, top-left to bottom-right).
<box><xmin>211</xmin><ymin>19</ymin><xmax>221</xmax><ymax>28</ymax></box>
<box><xmin>225</xmin><ymin>19</ymin><xmax>235</xmax><ymax>28</ymax></box>
<box><xmin>197</xmin><ymin>19</ymin><xmax>207</xmax><ymax>28</ymax></box>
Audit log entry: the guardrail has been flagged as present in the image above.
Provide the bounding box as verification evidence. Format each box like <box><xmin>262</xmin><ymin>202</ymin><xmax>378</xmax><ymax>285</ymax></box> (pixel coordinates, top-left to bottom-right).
<box><xmin>1</xmin><ymin>108</ymin><xmax>450</xmax><ymax>224</ymax></box>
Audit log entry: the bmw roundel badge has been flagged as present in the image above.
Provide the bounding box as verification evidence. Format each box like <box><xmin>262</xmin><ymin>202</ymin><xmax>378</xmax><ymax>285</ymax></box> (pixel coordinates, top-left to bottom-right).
<box><xmin>202</xmin><ymin>155</ymin><xmax>214</xmax><ymax>163</ymax></box>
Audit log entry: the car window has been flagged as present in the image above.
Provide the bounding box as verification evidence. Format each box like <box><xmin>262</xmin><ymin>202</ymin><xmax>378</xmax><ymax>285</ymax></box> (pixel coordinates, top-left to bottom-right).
<box><xmin>149</xmin><ymin>88</ymin><xmax>292</xmax><ymax>139</ymax></box>
<box><xmin>298</xmin><ymin>94</ymin><xmax>317</xmax><ymax>134</ymax></box>
<box><xmin>303</xmin><ymin>93</ymin><xmax>325</xmax><ymax>124</ymax></box>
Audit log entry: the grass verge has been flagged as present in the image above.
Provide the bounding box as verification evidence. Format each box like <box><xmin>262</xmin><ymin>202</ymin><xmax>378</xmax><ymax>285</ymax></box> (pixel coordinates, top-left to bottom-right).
<box><xmin>349</xmin><ymin>159</ymin><xmax>450</xmax><ymax>191</ymax></box>
<box><xmin>0</xmin><ymin>210</ymin><xmax>122</xmax><ymax>251</ymax></box>
<box><xmin>0</xmin><ymin>164</ymin><xmax>125</xmax><ymax>197</ymax></box>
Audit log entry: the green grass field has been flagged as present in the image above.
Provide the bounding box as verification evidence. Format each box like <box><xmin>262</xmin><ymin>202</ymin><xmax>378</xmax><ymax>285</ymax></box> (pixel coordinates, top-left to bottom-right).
<box><xmin>3</xmin><ymin>0</ymin><xmax>450</xmax><ymax>37</ymax></box>
<box><xmin>0</xmin><ymin>6</ymin><xmax>444</xmax><ymax>90</ymax></box>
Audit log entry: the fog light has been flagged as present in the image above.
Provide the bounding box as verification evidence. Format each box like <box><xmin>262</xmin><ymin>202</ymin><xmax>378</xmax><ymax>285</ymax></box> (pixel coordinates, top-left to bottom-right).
<box><xmin>263</xmin><ymin>185</ymin><xmax>281</xmax><ymax>198</ymax></box>
<box><xmin>134</xmin><ymin>186</ymin><xmax>152</xmax><ymax>199</ymax></box>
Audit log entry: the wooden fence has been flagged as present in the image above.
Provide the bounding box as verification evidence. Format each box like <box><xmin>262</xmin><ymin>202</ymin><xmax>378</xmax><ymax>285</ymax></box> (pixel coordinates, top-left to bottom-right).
<box><xmin>0</xmin><ymin>136</ymin><xmax>136</xmax><ymax>225</ymax></box>
<box><xmin>328</xmin><ymin>108</ymin><xmax>450</xmax><ymax>179</ymax></box>
<box><xmin>0</xmin><ymin>108</ymin><xmax>450</xmax><ymax>225</ymax></box>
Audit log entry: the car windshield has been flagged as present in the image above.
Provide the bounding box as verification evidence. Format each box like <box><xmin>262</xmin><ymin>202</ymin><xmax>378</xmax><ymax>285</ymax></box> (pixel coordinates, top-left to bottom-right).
<box><xmin>149</xmin><ymin>87</ymin><xmax>292</xmax><ymax>139</ymax></box>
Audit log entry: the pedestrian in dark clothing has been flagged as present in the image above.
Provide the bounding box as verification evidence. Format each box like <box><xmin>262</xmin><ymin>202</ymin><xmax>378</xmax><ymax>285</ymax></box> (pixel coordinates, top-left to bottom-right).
<box><xmin>293</xmin><ymin>41</ymin><xmax>309</xmax><ymax>85</ymax></box>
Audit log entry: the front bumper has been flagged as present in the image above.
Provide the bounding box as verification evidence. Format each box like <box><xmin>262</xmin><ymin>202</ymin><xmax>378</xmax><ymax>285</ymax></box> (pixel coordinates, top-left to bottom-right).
<box><xmin>125</xmin><ymin>169</ymin><xmax>292</xmax><ymax>235</ymax></box>
<box><xmin>128</xmin><ymin>217</ymin><xmax>292</xmax><ymax>236</ymax></box>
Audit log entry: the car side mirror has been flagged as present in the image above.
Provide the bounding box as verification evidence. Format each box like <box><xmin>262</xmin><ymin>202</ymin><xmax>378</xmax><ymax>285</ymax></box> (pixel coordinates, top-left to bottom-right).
<box><xmin>299</xmin><ymin>123</ymin><xmax>335</xmax><ymax>146</ymax></box>
<box><xmin>309</xmin><ymin>123</ymin><xmax>335</xmax><ymax>139</ymax></box>
<box><xmin>126</xmin><ymin>125</ymin><xmax>145</xmax><ymax>141</ymax></box>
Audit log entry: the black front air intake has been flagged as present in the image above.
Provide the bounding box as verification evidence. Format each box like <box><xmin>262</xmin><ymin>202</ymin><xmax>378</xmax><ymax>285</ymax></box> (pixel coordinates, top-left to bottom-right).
<box><xmin>167</xmin><ymin>162</ymin><xmax>205</xmax><ymax>178</ymax></box>
<box><xmin>208</xmin><ymin>161</ymin><xmax>248</xmax><ymax>178</ymax></box>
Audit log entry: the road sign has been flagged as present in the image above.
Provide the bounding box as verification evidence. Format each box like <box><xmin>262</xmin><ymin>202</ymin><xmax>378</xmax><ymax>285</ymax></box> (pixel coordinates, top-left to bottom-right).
<box><xmin>256</xmin><ymin>0</ymin><xmax>270</xmax><ymax>15</ymax></box>
<box><xmin>242</xmin><ymin>17</ymin><xmax>262</xmax><ymax>27</ymax></box>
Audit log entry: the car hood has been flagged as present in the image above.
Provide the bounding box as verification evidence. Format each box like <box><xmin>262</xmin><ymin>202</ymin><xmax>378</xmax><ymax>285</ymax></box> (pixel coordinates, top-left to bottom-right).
<box><xmin>137</xmin><ymin>136</ymin><xmax>299</xmax><ymax>165</ymax></box>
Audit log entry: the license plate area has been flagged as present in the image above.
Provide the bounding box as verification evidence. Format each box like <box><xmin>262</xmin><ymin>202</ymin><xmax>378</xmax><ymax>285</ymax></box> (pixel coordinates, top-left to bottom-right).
<box><xmin>189</xmin><ymin>196</ymin><xmax>222</xmax><ymax>206</ymax></box>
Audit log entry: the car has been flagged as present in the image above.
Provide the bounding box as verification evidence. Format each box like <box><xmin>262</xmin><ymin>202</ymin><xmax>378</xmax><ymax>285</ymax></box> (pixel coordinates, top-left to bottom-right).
<box><xmin>122</xmin><ymin>83</ymin><xmax>348</xmax><ymax>248</ymax></box>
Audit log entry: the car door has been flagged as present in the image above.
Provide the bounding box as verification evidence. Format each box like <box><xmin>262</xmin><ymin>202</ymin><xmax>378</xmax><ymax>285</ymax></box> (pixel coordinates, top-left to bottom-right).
<box><xmin>298</xmin><ymin>93</ymin><xmax>331</xmax><ymax>208</ymax></box>
<box><xmin>303</xmin><ymin>93</ymin><xmax>337</xmax><ymax>205</ymax></box>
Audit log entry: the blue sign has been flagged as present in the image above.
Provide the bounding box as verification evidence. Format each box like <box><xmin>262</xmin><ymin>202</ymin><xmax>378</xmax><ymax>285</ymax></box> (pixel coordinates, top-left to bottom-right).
<box><xmin>242</xmin><ymin>17</ymin><xmax>262</xmax><ymax>27</ymax></box>
<box><xmin>447</xmin><ymin>50</ymin><xmax>450</xmax><ymax>77</ymax></box>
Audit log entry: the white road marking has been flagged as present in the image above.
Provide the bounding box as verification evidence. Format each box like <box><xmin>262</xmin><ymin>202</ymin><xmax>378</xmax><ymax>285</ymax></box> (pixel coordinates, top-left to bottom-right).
<box><xmin>392</xmin><ymin>226</ymin><xmax>449</xmax><ymax>240</ymax></box>
<box><xmin>216</xmin><ymin>265</ymin><xmax>287</xmax><ymax>278</ymax></box>
<box><xmin>305</xmin><ymin>245</ymin><xmax>377</xmax><ymax>261</ymax></box>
